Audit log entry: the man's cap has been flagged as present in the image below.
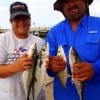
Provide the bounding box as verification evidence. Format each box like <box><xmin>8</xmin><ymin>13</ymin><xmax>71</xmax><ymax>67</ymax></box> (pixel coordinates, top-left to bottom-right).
<box><xmin>10</xmin><ymin>1</ymin><xmax>30</xmax><ymax>20</ymax></box>
<box><xmin>54</xmin><ymin>0</ymin><xmax>93</xmax><ymax>12</ymax></box>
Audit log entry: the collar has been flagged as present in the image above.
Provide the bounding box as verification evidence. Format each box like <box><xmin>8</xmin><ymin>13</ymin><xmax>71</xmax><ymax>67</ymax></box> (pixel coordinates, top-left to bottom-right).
<box><xmin>79</xmin><ymin>14</ymin><xmax>88</xmax><ymax>26</ymax></box>
<box><xmin>65</xmin><ymin>14</ymin><xmax>88</xmax><ymax>27</ymax></box>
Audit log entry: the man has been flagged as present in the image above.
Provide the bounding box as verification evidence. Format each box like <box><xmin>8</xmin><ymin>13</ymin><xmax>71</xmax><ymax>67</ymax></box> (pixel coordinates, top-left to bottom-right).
<box><xmin>0</xmin><ymin>1</ymin><xmax>44</xmax><ymax>100</ymax></box>
<box><xmin>46</xmin><ymin>0</ymin><xmax>100</xmax><ymax>100</ymax></box>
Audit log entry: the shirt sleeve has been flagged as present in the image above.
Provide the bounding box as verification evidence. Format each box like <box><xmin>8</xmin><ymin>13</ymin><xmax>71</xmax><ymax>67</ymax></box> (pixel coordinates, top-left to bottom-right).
<box><xmin>46</xmin><ymin>28</ymin><xmax>58</xmax><ymax>77</ymax></box>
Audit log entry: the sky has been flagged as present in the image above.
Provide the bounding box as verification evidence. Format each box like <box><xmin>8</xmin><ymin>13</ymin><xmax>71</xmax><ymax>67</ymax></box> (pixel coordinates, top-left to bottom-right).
<box><xmin>0</xmin><ymin>0</ymin><xmax>100</xmax><ymax>29</ymax></box>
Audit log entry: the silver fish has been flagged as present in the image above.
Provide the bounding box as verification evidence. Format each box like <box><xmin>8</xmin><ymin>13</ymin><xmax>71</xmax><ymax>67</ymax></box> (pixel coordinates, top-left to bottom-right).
<box><xmin>34</xmin><ymin>42</ymin><xmax>49</xmax><ymax>100</ymax></box>
<box><xmin>57</xmin><ymin>45</ymin><xmax>69</xmax><ymax>88</ymax></box>
<box><xmin>22</xmin><ymin>42</ymin><xmax>37</xmax><ymax>100</ymax></box>
<box><xmin>69</xmin><ymin>46</ymin><xmax>83</xmax><ymax>100</ymax></box>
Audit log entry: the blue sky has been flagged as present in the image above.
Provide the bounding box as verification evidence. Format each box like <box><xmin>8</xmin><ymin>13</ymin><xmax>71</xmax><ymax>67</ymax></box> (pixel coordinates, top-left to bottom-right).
<box><xmin>0</xmin><ymin>0</ymin><xmax>100</xmax><ymax>29</ymax></box>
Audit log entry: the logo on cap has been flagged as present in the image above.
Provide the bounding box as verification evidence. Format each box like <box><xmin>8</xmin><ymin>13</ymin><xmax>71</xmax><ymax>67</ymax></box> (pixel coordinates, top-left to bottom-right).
<box><xmin>12</xmin><ymin>4</ymin><xmax>26</xmax><ymax>10</ymax></box>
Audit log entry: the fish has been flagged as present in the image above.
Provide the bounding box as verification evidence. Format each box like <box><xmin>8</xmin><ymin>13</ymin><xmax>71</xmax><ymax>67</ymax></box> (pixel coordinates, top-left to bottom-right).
<box><xmin>22</xmin><ymin>42</ymin><xmax>38</xmax><ymax>100</ymax></box>
<box><xmin>40</xmin><ymin>42</ymin><xmax>49</xmax><ymax>80</ymax></box>
<box><xmin>34</xmin><ymin>42</ymin><xmax>49</xmax><ymax>100</ymax></box>
<box><xmin>57</xmin><ymin>45</ymin><xmax>69</xmax><ymax>88</ymax></box>
<box><xmin>69</xmin><ymin>46</ymin><xmax>83</xmax><ymax>100</ymax></box>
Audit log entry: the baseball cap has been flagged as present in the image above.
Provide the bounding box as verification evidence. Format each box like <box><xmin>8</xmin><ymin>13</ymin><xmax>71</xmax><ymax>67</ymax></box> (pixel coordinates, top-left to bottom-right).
<box><xmin>10</xmin><ymin>1</ymin><xmax>30</xmax><ymax>20</ymax></box>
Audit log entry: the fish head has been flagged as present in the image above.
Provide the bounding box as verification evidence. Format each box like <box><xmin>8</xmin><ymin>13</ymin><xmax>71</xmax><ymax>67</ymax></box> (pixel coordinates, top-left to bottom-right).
<box><xmin>39</xmin><ymin>42</ymin><xmax>49</xmax><ymax>60</ymax></box>
<box><xmin>57</xmin><ymin>45</ymin><xmax>66</xmax><ymax>62</ymax></box>
<box><xmin>27</xmin><ymin>42</ymin><xmax>37</xmax><ymax>58</ymax></box>
<box><xmin>69</xmin><ymin>47</ymin><xmax>80</xmax><ymax>64</ymax></box>
<box><xmin>32</xmin><ymin>43</ymin><xmax>37</xmax><ymax>59</ymax></box>
<box><xmin>38</xmin><ymin>42</ymin><xmax>49</xmax><ymax>67</ymax></box>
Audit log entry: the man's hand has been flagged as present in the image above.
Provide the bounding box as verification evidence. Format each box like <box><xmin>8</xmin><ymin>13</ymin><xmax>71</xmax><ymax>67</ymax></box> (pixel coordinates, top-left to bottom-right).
<box><xmin>72</xmin><ymin>62</ymin><xmax>94</xmax><ymax>82</ymax></box>
<box><xmin>46</xmin><ymin>56</ymin><xmax>67</xmax><ymax>73</ymax></box>
<box><xmin>14</xmin><ymin>53</ymin><xmax>33</xmax><ymax>72</ymax></box>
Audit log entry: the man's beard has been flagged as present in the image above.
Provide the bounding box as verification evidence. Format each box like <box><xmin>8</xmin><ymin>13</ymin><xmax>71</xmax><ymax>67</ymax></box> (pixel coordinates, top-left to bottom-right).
<box><xmin>69</xmin><ymin>13</ymin><xmax>83</xmax><ymax>21</ymax></box>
